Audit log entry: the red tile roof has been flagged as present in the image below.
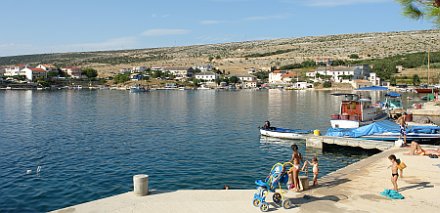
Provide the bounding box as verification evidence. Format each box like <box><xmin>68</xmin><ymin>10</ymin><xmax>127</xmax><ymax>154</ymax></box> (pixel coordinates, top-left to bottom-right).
<box><xmin>30</xmin><ymin>68</ymin><xmax>47</xmax><ymax>72</ymax></box>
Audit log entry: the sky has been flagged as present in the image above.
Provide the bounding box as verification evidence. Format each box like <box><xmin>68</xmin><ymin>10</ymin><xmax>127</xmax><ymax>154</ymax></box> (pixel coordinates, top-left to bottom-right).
<box><xmin>0</xmin><ymin>0</ymin><xmax>435</xmax><ymax>57</ymax></box>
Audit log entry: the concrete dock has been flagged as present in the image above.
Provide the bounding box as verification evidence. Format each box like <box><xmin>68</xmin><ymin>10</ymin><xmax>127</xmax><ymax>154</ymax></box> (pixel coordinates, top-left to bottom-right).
<box><xmin>52</xmin><ymin>146</ymin><xmax>439</xmax><ymax>213</ymax></box>
<box><xmin>305</xmin><ymin>135</ymin><xmax>394</xmax><ymax>151</ymax></box>
<box><xmin>408</xmin><ymin>101</ymin><xmax>440</xmax><ymax>124</ymax></box>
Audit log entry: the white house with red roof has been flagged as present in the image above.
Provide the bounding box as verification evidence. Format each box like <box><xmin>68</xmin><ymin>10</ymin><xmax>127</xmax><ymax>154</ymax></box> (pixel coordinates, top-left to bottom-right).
<box><xmin>61</xmin><ymin>66</ymin><xmax>82</xmax><ymax>78</ymax></box>
<box><xmin>20</xmin><ymin>67</ymin><xmax>48</xmax><ymax>81</ymax></box>
<box><xmin>4</xmin><ymin>64</ymin><xmax>27</xmax><ymax>76</ymax></box>
<box><xmin>269</xmin><ymin>70</ymin><xmax>298</xmax><ymax>84</ymax></box>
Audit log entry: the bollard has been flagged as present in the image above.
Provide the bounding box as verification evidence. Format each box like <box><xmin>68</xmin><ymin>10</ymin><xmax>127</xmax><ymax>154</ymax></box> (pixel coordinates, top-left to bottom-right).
<box><xmin>133</xmin><ymin>174</ymin><xmax>149</xmax><ymax>196</ymax></box>
<box><xmin>299</xmin><ymin>176</ymin><xmax>309</xmax><ymax>191</ymax></box>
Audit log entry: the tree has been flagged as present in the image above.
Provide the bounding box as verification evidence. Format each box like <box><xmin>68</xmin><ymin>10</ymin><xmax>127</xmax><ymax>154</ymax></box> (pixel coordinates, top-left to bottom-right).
<box><xmin>252</xmin><ymin>71</ymin><xmax>269</xmax><ymax>80</ymax></box>
<box><xmin>81</xmin><ymin>68</ymin><xmax>98</xmax><ymax>79</ymax></box>
<box><xmin>397</xmin><ymin>0</ymin><xmax>440</xmax><ymax>27</ymax></box>
<box><xmin>229</xmin><ymin>76</ymin><xmax>239</xmax><ymax>84</ymax></box>
<box><xmin>349</xmin><ymin>54</ymin><xmax>360</xmax><ymax>59</ymax></box>
<box><xmin>113</xmin><ymin>73</ymin><xmax>130</xmax><ymax>84</ymax></box>
<box><xmin>412</xmin><ymin>74</ymin><xmax>421</xmax><ymax>85</ymax></box>
<box><xmin>323</xmin><ymin>81</ymin><xmax>332</xmax><ymax>88</ymax></box>
<box><xmin>215</xmin><ymin>77</ymin><xmax>222</xmax><ymax>85</ymax></box>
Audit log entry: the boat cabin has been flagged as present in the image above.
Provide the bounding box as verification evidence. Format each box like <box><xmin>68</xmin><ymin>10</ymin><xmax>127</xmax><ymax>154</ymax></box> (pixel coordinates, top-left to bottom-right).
<box><xmin>330</xmin><ymin>93</ymin><xmax>385</xmax><ymax>128</ymax></box>
<box><xmin>383</xmin><ymin>92</ymin><xmax>404</xmax><ymax>118</ymax></box>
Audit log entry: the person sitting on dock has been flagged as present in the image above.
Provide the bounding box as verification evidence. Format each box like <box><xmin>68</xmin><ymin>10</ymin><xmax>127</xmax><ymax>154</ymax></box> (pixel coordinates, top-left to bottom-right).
<box><xmin>396</xmin><ymin>113</ymin><xmax>408</xmax><ymax>146</ymax></box>
<box><xmin>388</xmin><ymin>154</ymin><xmax>399</xmax><ymax>191</ymax></box>
<box><xmin>288</xmin><ymin>144</ymin><xmax>303</xmax><ymax>191</ymax></box>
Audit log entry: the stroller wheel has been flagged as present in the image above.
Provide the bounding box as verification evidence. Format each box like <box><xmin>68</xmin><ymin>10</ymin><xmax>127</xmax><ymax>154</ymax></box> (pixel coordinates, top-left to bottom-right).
<box><xmin>273</xmin><ymin>193</ymin><xmax>282</xmax><ymax>205</ymax></box>
<box><xmin>282</xmin><ymin>199</ymin><xmax>292</xmax><ymax>209</ymax></box>
<box><xmin>260</xmin><ymin>203</ymin><xmax>269</xmax><ymax>212</ymax></box>
<box><xmin>252</xmin><ymin>199</ymin><xmax>260</xmax><ymax>207</ymax></box>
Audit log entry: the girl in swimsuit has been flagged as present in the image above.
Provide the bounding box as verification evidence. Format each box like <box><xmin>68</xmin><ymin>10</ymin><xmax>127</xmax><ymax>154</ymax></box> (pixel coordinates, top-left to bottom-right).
<box><xmin>289</xmin><ymin>144</ymin><xmax>302</xmax><ymax>191</ymax></box>
<box><xmin>388</xmin><ymin>154</ymin><xmax>399</xmax><ymax>191</ymax></box>
<box><xmin>302</xmin><ymin>156</ymin><xmax>319</xmax><ymax>186</ymax></box>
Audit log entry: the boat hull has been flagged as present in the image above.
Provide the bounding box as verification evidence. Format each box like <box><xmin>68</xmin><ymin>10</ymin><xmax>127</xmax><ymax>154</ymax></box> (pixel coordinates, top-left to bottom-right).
<box><xmin>360</xmin><ymin>133</ymin><xmax>440</xmax><ymax>144</ymax></box>
<box><xmin>330</xmin><ymin>119</ymin><xmax>359</xmax><ymax>128</ymax></box>
<box><xmin>415</xmin><ymin>88</ymin><xmax>439</xmax><ymax>93</ymax></box>
<box><xmin>259</xmin><ymin>129</ymin><xmax>307</xmax><ymax>140</ymax></box>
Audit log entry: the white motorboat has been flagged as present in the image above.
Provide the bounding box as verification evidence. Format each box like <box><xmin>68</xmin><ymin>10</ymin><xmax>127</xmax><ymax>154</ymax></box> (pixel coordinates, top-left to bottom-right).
<box><xmin>129</xmin><ymin>85</ymin><xmax>148</xmax><ymax>93</ymax></box>
<box><xmin>260</xmin><ymin>127</ymin><xmax>312</xmax><ymax>140</ymax></box>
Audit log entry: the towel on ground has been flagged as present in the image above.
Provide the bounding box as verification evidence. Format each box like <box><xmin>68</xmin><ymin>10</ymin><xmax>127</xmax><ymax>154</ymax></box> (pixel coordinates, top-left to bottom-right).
<box><xmin>380</xmin><ymin>189</ymin><xmax>404</xmax><ymax>199</ymax></box>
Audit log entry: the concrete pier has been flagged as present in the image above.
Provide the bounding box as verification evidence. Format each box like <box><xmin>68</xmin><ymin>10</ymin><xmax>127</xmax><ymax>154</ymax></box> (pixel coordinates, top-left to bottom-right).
<box><xmin>51</xmin><ymin>146</ymin><xmax>440</xmax><ymax>213</ymax></box>
<box><xmin>408</xmin><ymin>102</ymin><xmax>440</xmax><ymax>124</ymax></box>
<box><xmin>306</xmin><ymin>135</ymin><xmax>395</xmax><ymax>151</ymax></box>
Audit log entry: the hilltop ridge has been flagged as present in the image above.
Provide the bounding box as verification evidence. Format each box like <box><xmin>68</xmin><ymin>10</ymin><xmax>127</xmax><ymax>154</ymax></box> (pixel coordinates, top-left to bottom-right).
<box><xmin>0</xmin><ymin>30</ymin><xmax>439</xmax><ymax>76</ymax></box>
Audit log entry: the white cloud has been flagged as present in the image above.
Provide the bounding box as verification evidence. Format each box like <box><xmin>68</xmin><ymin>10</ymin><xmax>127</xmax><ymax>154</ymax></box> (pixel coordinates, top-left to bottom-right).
<box><xmin>62</xmin><ymin>37</ymin><xmax>138</xmax><ymax>52</ymax></box>
<box><xmin>244</xmin><ymin>14</ymin><xmax>290</xmax><ymax>21</ymax></box>
<box><xmin>200</xmin><ymin>20</ymin><xmax>224</xmax><ymax>25</ymax></box>
<box><xmin>282</xmin><ymin>0</ymin><xmax>390</xmax><ymax>7</ymax></box>
<box><xmin>151</xmin><ymin>14</ymin><xmax>170</xmax><ymax>18</ymax></box>
<box><xmin>141</xmin><ymin>29</ymin><xmax>191</xmax><ymax>36</ymax></box>
<box><xmin>0</xmin><ymin>37</ymin><xmax>138</xmax><ymax>57</ymax></box>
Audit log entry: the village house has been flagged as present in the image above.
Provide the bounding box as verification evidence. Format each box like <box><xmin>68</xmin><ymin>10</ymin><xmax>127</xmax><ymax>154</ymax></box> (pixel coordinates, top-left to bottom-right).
<box><xmin>0</xmin><ymin>66</ymin><xmax>5</xmax><ymax>76</ymax></box>
<box><xmin>130</xmin><ymin>73</ymin><xmax>143</xmax><ymax>81</ymax></box>
<box><xmin>193</xmin><ymin>64</ymin><xmax>212</xmax><ymax>72</ymax></box>
<box><xmin>195</xmin><ymin>72</ymin><xmax>218</xmax><ymax>81</ymax></box>
<box><xmin>20</xmin><ymin>67</ymin><xmax>47</xmax><ymax>81</ymax></box>
<box><xmin>131</xmin><ymin>66</ymin><xmax>147</xmax><ymax>73</ymax></box>
<box><xmin>119</xmin><ymin>68</ymin><xmax>130</xmax><ymax>74</ymax></box>
<box><xmin>307</xmin><ymin>65</ymin><xmax>372</xmax><ymax>83</ymax></box>
<box><xmin>61</xmin><ymin>67</ymin><xmax>82</xmax><ymax>79</ymax></box>
<box><xmin>4</xmin><ymin>64</ymin><xmax>26</xmax><ymax>76</ymax></box>
<box><xmin>352</xmin><ymin>79</ymin><xmax>373</xmax><ymax>89</ymax></box>
<box><xmin>368</xmin><ymin>72</ymin><xmax>381</xmax><ymax>86</ymax></box>
<box><xmin>164</xmin><ymin>67</ymin><xmax>192</xmax><ymax>78</ymax></box>
<box><xmin>37</xmin><ymin>64</ymin><xmax>59</xmax><ymax>76</ymax></box>
<box><xmin>268</xmin><ymin>70</ymin><xmax>299</xmax><ymax>84</ymax></box>
<box><xmin>242</xmin><ymin>81</ymin><xmax>258</xmax><ymax>89</ymax></box>
<box><xmin>151</xmin><ymin>66</ymin><xmax>164</xmax><ymax>71</ymax></box>
<box><xmin>236</xmin><ymin>74</ymin><xmax>257</xmax><ymax>82</ymax></box>
<box><xmin>36</xmin><ymin>64</ymin><xmax>56</xmax><ymax>72</ymax></box>
<box><xmin>293</xmin><ymin>82</ymin><xmax>313</xmax><ymax>89</ymax></box>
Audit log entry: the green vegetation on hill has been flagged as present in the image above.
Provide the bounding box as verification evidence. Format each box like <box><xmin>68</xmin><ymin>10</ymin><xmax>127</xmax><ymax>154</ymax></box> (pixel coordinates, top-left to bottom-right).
<box><xmin>245</xmin><ymin>48</ymin><xmax>298</xmax><ymax>58</ymax></box>
<box><xmin>354</xmin><ymin>51</ymin><xmax>440</xmax><ymax>80</ymax></box>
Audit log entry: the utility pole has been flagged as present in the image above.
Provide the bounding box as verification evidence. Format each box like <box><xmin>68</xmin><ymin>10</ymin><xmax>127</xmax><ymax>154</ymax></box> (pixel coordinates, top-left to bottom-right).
<box><xmin>427</xmin><ymin>48</ymin><xmax>430</xmax><ymax>85</ymax></box>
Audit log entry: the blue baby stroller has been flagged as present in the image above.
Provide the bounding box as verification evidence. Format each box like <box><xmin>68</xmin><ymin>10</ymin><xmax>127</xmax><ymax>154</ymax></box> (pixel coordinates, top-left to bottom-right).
<box><xmin>252</xmin><ymin>162</ymin><xmax>295</xmax><ymax>212</ymax></box>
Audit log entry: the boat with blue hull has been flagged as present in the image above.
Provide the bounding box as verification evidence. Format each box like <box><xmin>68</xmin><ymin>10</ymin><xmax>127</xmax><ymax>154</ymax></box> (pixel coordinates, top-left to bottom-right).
<box><xmin>326</xmin><ymin>120</ymin><xmax>440</xmax><ymax>144</ymax></box>
<box><xmin>260</xmin><ymin>127</ymin><xmax>312</xmax><ymax>140</ymax></box>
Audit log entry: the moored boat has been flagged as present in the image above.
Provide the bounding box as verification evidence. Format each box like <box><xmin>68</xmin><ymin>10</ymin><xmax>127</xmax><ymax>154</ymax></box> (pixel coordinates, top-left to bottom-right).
<box><xmin>260</xmin><ymin>127</ymin><xmax>312</xmax><ymax>140</ymax></box>
<box><xmin>330</xmin><ymin>93</ymin><xmax>387</xmax><ymax>128</ymax></box>
<box><xmin>414</xmin><ymin>88</ymin><xmax>439</xmax><ymax>94</ymax></box>
<box><xmin>382</xmin><ymin>92</ymin><xmax>404</xmax><ymax>118</ymax></box>
<box><xmin>326</xmin><ymin>120</ymin><xmax>440</xmax><ymax>144</ymax></box>
<box><xmin>129</xmin><ymin>85</ymin><xmax>148</xmax><ymax>93</ymax></box>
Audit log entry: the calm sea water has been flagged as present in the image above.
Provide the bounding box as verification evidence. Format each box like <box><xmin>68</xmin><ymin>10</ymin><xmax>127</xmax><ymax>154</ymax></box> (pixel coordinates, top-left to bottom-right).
<box><xmin>0</xmin><ymin>89</ymin><xmax>415</xmax><ymax>212</ymax></box>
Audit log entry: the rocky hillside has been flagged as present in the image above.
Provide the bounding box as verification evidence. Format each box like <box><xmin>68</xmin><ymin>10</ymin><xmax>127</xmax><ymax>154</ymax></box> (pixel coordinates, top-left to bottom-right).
<box><xmin>0</xmin><ymin>30</ymin><xmax>439</xmax><ymax>76</ymax></box>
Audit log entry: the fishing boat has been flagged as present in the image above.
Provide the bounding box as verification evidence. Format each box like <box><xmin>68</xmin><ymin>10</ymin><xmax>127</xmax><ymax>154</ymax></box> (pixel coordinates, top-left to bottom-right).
<box><xmin>129</xmin><ymin>85</ymin><xmax>148</xmax><ymax>93</ymax></box>
<box><xmin>382</xmin><ymin>92</ymin><xmax>404</xmax><ymax>118</ymax></box>
<box><xmin>326</xmin><ymin>120</ymin><xmax>440</xmax><ymax>144</ymax></box>
<box><xmin>260</xmin><ymin>127</ymin><xmax>312</xmax><ymax>140</ymax></box>
<box><xmin>414</xmin><ymin>87</ymin><xmax>439</xmax><ymax>94</ymax></box>
<box><xmin>330</xmin><ymin>93</ymin><xmax>387</xmax><ymax>129</ymax></box>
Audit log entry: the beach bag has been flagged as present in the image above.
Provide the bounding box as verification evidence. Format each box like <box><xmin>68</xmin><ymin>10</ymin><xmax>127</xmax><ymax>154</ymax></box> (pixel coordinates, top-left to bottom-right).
<box><xmin>397</xmin><ymin>161</ymin><xmax>407</xmax><ymax>170</ymax></box>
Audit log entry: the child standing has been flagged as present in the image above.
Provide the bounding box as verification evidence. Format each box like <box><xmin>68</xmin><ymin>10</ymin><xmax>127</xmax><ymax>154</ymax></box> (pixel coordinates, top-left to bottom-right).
<box><xmin>302</xmin><ymin>156</ymin><xmax>319</xmax><ymax>186</ymax></box>
<box><xmin>288</xmin><ymin>144</ymin><xmax>302</xmax><ymax>191</ymax></box>
<box><xmin>388</xmin><ymin>154</ymin><xmax>399</xmax><ymax>191</ymax></box>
